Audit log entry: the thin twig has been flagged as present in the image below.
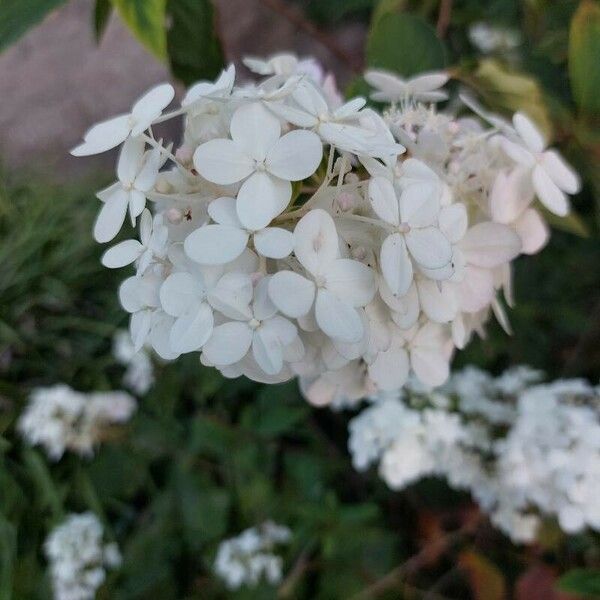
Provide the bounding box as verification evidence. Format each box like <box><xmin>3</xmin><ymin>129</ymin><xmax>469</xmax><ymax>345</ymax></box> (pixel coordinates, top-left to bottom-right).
<box><xmin>256</xmin><ymin>0</ymin><xmax>362</xmax><ymax>73</ymax></box>
<box><xmin>436</xmin><ymin>0</ymin><xmax>453</xmax><ymax>38</ymax></box>
<box><xmin>277</xmin><ymin>541</ymin><xmax>317</xmax><ymax>598</ymax></box>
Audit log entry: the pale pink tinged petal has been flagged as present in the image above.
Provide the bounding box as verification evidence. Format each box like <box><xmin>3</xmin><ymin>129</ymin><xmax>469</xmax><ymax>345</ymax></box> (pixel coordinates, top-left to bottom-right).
<box><xmin>293</xmin><ymin>208</ymin><xmax>339</xmax><ymax>274</ymax></box>
<box><xmin>169</xmin><ymin>304</ymin><xmax>214</xmax><ymax>353</ymax></box>
<box><xmin>268</xmin><ymin>271</ymin><xmax>316</xmax><ymax>318</ymax></box>
<box><xmin>267</xmin><ymin>102</ymin><xmax>318</xmax><ymax>127</ymax></box>
<box><xmin>266</xmin><ymin>130</ymin><xmax>323</xmax><ymax>181</ymax></box>
<box><xmin>489</xmin><ymin>169</ymin><xmax>534</xmax><ymax>224</ymax></box>
<box><xmin>417</xmin><ymin>280</ymin><xmax>457</xmax><ymax>323</ymax></box>
<box><xmin>368</xmin><ymin>347</ymin><xmax>409</xmax><ymax>391</ymax></box>
<box><xmin>405</xmin><ymin>227</ymin><xmax>452</xmax><ymax>270</ymax></box>
<box><xmin>541</xmin><ymin>150</ymin><xmax>581</xmax><ymax>194</ymax></box>
<box><xmin>322</xmin><ymin>258</ymin><xmax>376</xmax><ymax>307</ymax></box>
<box><xmin>368</xmin><ymin>177</ymin><xmax>399</xmax><ymax>225</ymax></box>
<box><xmin>184</xmin><ymin>224</ymin><xmax>249</xmax><ymax>265</ymax></box>
<box><xmin>418</xmin><ymin>258</ymin><xmax>455</xmax><ymax>282</ymax></box>
<box><xmin>399</xmin><ymin>182</ymin><xmax>440</xmax><ymax>228</ymax></box>
<box><xmin>333</xmin><ymin>97</ymin><xmax>366</xmax><ymax>120</ymax></box>
<box><xmin>119</xmin><ymin>277</ymin><xmax>144</xmax><ymax>313</ymax></box>
<box><xmin>70</xmin><ymin>115</ymin><xmax>130</xmax><ymax>156</ymax></box>
<box><xmin>94</xmin><ymin>189</ymin><xmax>129</xmax><ymax>243</ymax></box>
<box><xmin>492</xmin><ymin>297</ymin><xmax>512</xmax><ymax>336</ymax></box>
<box><xmin>207</xmin><ymin>197</ymin><xmax>242</xmax><ymax>227</ymax></box>
<box><xmin>513</xmin><ymin>112</ymin><xmax>545</xmax><ymax>153</ymax></box>
<box><xmin>293</xmin><ymin>80</ymin><xmax>329</xmax><ymax>116</ymax></box>
<box><xmin>139</xmin><ymin>209</ymin><xmax>152</xmax><ymax>245</ymax></box>
<box><xmin>208</xmin><ymin>272</ymin><xmax>253</xmax><ymax>321</ymax></box>
<box><xmin>500</xmin><ymin>138</ymin><xmax>535</xmax><ymax>167</ymax></box>
<box><xmin>160</xmin><ymin>272</ymin><xmax>202</xmax><ymax>317</ymax></box>
<box><xmin>252</xmin><ymin>327</ymin><xmax>284</xmax><ymax>375</ymax></box>
<box><xmin>283</xmin><ymin>335</ymin><xmax>305</xmax><ymax>363</ymax></box>
<box><xmin>532</xmin><ymin>165</ymin><xmax>569</xmax><ymax>216</ymax></box>
<box><xmin>301</xmin><ymin>375</ymin><xmax>337</xmax><ymax>407</ymax></box>
<box><xmin>230</xmin><ymin>102</ymin><xmax>281</xmax><ymax>160</ymax></box>
<box><xmin>438</xmin><ymin>203</ymin><xmax>467</xmax><ymax>243</ymax></box>
<box><xmin>101</xmin><ymin>240</ymin><xmax>143</xmax><ymax>268</ymax></box>
<box><xmin>315</xmin><ymin>289</ymin><xmax>363</xmax><ymax>343</ymax></box>
<box><xmin>202</xmin><ymin>321</ymin><xmax>253</xmax><ymax>366</ymax></box>
<box><xmin>130</xmin><ymin>310</ymin><xmax>152</xmax><ymax>351</ymax></box>
<box><xmin>380</xmin><ymin>233</ymin><xmax>413</xmax><ymax>297</ymax></box>
<box><xmin>514</xmin><ymin>208</ymin><xmax>549</xmax><ymax>255</ymax></box>
<box><xmin>252</xmin><ymin>276</ymin><xmax>277</xmax><ymax>321</ymax></box>
<box><xmin>451</xmin><ymin>314</ymin><xmax>468</xmax><ymax>349</ymax></box>
<box><xmin>117</xmin><ymin>137</ymin><xmax>145</xmax><ymax>184</ymax></box>
<box><xmin>253</xmin><ymin>227</ymin><xmax>294</xmax><ymax>259</ymax></box>
<box><xmin>457</xmin><ymin>265</ymin><xmax>495</xmax><ymax>313</ymax></box>
<box><xmin>236</xmin><ymin>172</ymin><xmax>291</xmax><ymax>231</ymax></box>
<box><xmin>193</xmin><ymin>139</ymin><xmax>254</xmax><ymax>185</ymax></box>
<box><xmin>460</xmin><ymin>221</ymin><xmax>521</xmax><ymax>268</ymax></box>
<box><xmin>410</xmin><ymin>346</ymin><xmax>449</xmax><ymax>387</ymax></box>
<box><xmin>131</xmin><ymin>83</ymin><xmax>175</xmax><ymax>123</ymax></box>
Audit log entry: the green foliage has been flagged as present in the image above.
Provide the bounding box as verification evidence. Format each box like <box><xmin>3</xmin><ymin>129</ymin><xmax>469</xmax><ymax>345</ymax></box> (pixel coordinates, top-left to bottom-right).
<box><xmin>558</xmin><ymin>569</ymin><xmax>600</xmax><ymax>597</ymax></box>
<box><xmin>569</xmin><ymin>0</ymin><xmax>600</xmax><ymax>118</ymax></box>
<box><xmin>94</xmin><ymin>0</ymin><xmax>113</xmax><ymax>42</ymax></box>
<box><xmin>166</xmin><ymin>0</ymin><xmax>224</xmax><ymax>85</ymax></box>
<box><xmin>0</xmin><ymin>0</ymin><xmax>67</xmax><ymax>52</ymax></box>
<box><xmin>366</xmin><ymin>12</ymin><xmax>446</xmax><ymax>76</ymax></box>
<box><xmin>111</xmin><ymin>0</ymin><xmax>167</xmax><ymax>59</ymax></box>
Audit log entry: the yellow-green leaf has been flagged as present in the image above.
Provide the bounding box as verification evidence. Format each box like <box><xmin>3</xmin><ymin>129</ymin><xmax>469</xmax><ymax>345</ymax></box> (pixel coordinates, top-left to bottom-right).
<box><xmin>112</xmin><ymin>0</ymin><xmax>167</xmax><ymax>60</ymax></box>
<box><xmin>569</xmin><ymin>0</ymin><xmax>600</xmax><ymax>117</ymax></box>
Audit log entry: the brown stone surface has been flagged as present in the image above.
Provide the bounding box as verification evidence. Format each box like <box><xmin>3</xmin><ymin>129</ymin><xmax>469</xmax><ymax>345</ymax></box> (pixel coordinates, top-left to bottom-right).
<box><xmin>0</xmin><ymin>0</ymin><xmax>365</xmax><ymax>179</ymax></box>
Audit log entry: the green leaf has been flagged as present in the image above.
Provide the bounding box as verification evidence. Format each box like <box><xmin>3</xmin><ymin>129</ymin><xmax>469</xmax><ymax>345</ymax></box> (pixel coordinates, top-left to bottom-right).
<box><xmin>371</xmin><ymin>0</ymin><xmax>407</xmax><ymax>28</ymax></box>
<box><xmin>93</xmin><ymin>0</ymin><xmax>113</xmax><ymax>42</ymax></box>
<box><xmin>0</xmin><ymin>0</ymin><xmax>68</xmax><ymax>52</ymax></box>
<box><xmin>166</xmin><ymin>0</ymin><xmax>224</xmax><ymax>85</ymax></box>
<box><xmin>558</xmin><ymin>569</ymin><xmax>600</xmax><ymax>598</ymax></box>
<box><xmin>569</xmin><ymin>0</ymin><xmax>600</xmax><ymax>117</ymax></box>
<box><xmin>366</xmin><ymin>12</ymin><xmax>446</xmax><ymax>76</ymax></box>
<box><xmin>541</xmin><ymin>208</ymin><xmax>590</xmax><ymax>238</ymax></box>
<box><xmin>112</xmin><ymin>0</ymin><xmax>167</xmax><ymax>60</ymax></box>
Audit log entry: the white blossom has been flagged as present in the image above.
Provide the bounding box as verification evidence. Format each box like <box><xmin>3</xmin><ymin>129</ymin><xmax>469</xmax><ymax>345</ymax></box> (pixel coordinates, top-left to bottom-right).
<box><xmin>113</xmin><ymin>330</ymin><xmax>155</xmax><ymax>395</ymax></box>
<box><xmin>45</xmin><ymin>512</ymin><xmax>121</xmax><ymax>600</ymax></box>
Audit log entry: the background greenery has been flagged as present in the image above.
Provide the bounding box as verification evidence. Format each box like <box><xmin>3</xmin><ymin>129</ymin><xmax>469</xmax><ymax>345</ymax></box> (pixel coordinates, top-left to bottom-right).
<box><xmin>1</xmin><ymin>0</ymin><xmax>600</xmax><ymax>598</ymax></box>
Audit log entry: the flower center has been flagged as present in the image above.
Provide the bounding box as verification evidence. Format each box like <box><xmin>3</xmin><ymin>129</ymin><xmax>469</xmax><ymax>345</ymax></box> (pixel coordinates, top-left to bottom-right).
<box><xmin>314</xmin><ymin>274</ymin><xmax>326</xmax><ymax>288</ymax></box>
<box><xmin>254</xmin><ymin>160</ymin><xmax>267</xmax><ymax>172</ymax></box>
<box><xmin>248</xmin><ymin>318</ymin><xmax>261</xmax><ymax>330</ymax></box>
<box><xmin>397</xmin><ymin>222</ymin><xmax>411</xmax><ymax>234</ymax></box>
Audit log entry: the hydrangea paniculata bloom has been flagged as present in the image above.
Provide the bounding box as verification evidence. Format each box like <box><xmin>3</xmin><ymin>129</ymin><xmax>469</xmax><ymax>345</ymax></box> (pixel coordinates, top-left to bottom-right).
<box><xmin>72</xmin><ymin>53</ymin><xmax>580</xmax><ymax>401</ymax></box>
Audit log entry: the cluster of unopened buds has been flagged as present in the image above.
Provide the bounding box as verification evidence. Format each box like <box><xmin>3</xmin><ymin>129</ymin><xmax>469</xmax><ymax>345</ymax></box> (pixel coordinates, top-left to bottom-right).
<box><xmin>72</xmin><ymin>53</ymin><xmax>580</xmax><ymax>403</ymax></box>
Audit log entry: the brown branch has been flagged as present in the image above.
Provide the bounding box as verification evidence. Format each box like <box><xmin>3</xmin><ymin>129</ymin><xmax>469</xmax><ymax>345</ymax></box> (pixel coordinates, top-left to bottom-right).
<box><xmin>436</xmin><ymin>0</ymin><xmax>453</xmax><ymax>38</ymax></box>
<box><xmin>256</xmin><ymin>0</ymin><xmax>362</xmax><ymax>73</ymax></box>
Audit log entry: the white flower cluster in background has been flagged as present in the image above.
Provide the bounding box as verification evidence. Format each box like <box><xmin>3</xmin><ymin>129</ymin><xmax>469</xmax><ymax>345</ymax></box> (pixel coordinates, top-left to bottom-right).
<box><xmin>113</xmin><ymin>330</ymin><xmax>155</xmax><ymax>395</ymax></box>
<box><xmin>348</xmin><ymin>367</ymin><xmax>600</xmax><ymax>544</ymax></box>
<box><xmin>213</xmin><ymin>521</ymin><xmax>291</xmax><ymax>590</ymax></box>
<box><xmin>18</xmin><ymin>385</ymin><xmax>136</xmax><ymax>460</ymax></box>
<box><xmin>468</xmin><ymin>22</ymin><xmax>521</xmax><ymax>55</ymax></box>
<box><xmin>45</xmin><ymin>512</ymin><xmax>121</xmax><ymax>600</ymax></box>
<box><xmin>72</xmin><ymin>52</ymin><xmax>580</xmax><ymax>402</ymax></box>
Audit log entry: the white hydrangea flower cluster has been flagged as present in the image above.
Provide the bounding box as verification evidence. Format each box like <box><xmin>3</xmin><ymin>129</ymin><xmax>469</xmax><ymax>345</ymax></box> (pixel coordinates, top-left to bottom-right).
<box><xmin>213</xmin><ymin>521</ymin><xmax>291</xmax><ymax>590</ymax></box>
<box><xmin>113</xmin><ymin>329</ymin><xmax>155</xmax><ymax>395</ymax></box>
<box><xmin>45</xmin><ymin>512</ymin><xmax>121</xmax><ymax>600</ymax></box>
<box><xmin>18</xmin><ymin>385</ymin><xmax>136</xmax><ymax>460</ymax></box>
<box><xmin>348</xmin><ymin>367</ymin><xmax>600</xmax><ymax>544</ymax></box>
<box><xmin>72</xmin><ymin>52</ymin><xmax>580</xmax><ymax>402</ymax></box>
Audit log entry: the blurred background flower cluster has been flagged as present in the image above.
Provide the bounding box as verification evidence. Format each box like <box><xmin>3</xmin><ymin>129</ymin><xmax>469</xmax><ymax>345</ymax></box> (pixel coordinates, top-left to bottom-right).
<box><xmin>0</xmin><ymin>0</ymin><xmax>599</xmax><ymax>598</ymax></box>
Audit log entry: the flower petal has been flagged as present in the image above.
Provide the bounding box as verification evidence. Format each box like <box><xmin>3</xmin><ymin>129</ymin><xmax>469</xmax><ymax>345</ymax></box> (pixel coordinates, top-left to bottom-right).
<box><xmin>541</xmin><ymin>150</ymin><xmax>580</xmax><ymax>194</ymax></box>
<box><xmin>208</xmin><ymin>272</ymin><xmax>253</xmax><ymax>320</ymax></box>
<box><xmin>268</xmin><ymin>271</ymin><xmax>316</xmax><ymax>318</ymax></box>
<box><xmin>131</xmin><ymin>84</ymin><xmax>175</xmax><ymax>128</ymax></box>
<box><xmin>380</xmin><ymin>233</ymin><xmax>413</xmax><ymax>297</ymax></box>
<box><xmin>514</xmin><ymin>208</ymin><xmax>549</xmax><ymax>255</ymax></box>
<box><xmin>368</xmin><ymin>346</ymin><xmax>409</xmax><ymax>391</ymax></box>
<box><xmin>117</xmin><ymin>137</ymin><xmax>145</xmax><ymax>184</ymax></box>
<box><xmin>315</xmin><ymin>289</ymin><xmax>363</xmax><ymax>343</ymax></box>
<box><xmin>293</xmin><ymin>208</ymin><xmax>338</xmax><ymax>275</ymax></box>
<box><xmin>513</xmin><ymin>112</ymin><xmax>545</xmax><ymax>153</ymax></box>
<box><xmin>293</xmin><ymin>79</ymin><xmax>328</xmax><ymax>117</ymax></box>
<box><xmin>101</xmin><ymin>240</ymin><xmax>143</xmax><ymax>268</ymax></box>
<box><xmin>266</xmin><ymin>130</ymin><xmax>323</xmax><ymax>181</ymax></box>
<box><xmin>159</xmin><ymin>272</ymin><xmax>203</xmax><ymax>317</ymax></box>
<box><xmin>416</xmin><ymin>280</ymin><xmax>457</xmax><ymax>323</ymax></box>
<box><xmin>169</xmin><ymin>304</ymin><xmax>214</xmax><ymax>354</ymax></box>
<box><xmin>500</xmin><ymin>138</ymin><xmax>535</xmax><ymax>167</ymax></box>
<box><xmin>532</xmin><ymin>165</ymin><xmax>569</xmax><ymax>216</ymax></box>
<box><xmin>184</xmin><ymin>224</ymin><xmax>249</xmax><ymax>265</ymax></box>
<box><xmin>70</xmin><ymin>115</ymin><xmax>131</xmax><ymax>156</ymax></box>
<box><xmin>405</xmin><ymin>227</ymin><xmax>452</xmax><ymax>269</ymax></box>
<box><xmin>236</xmin><ymin>172</ymin><xmax>291</xmax><ymax>230</ymax></box>
<box><xmin>460</xmin><ymin>222</ymin><xmax>521</xmax><ymax>268</ymax></box>
<box><xmin>252</xmin><ymin>276</ymin><xmax>278</xmax><ymax>321</ymax></box>
<box><xmin>323</xmin><ymin>258</ymin><xmax>376</xmax><ymax>307</ymax></box>
<box><xmin>368</xmin><ymin>177</ymin><xmax>399</xmax><ymax>225</ymax></box>
<box><xmin>438</xmin><ymin>203</ymin><xmax>468</xmax><ymax>243</ymax></box>
<box><xmin>94</xmin><ymin>188</ymin><xmax>129</xmax><ymax>243</ymax></box>
<box><xmin>230</xmin><ymin>102</ymin><xmax>281</xmax><ymax>161</ymax></box>
<box><xmin>252</xmin><ymin>327</ymin><xmax>284</xmax><ymax>375</ymax></box>
<box><xmin>208</xmin><ymin>197</ymin><xmax>242</xmax><ymax>227</ymax></box>
<box><xmin>399</xmin><ymin>182</ymin><xmax>440</xmax><ymax>228</ymax></box>
<box><xmin>193</xmin><ymin>139</ymin><xmax>254</xmax><ymax>185</ymax></box>
<box><xmin>202</xmin><ymin>321</ymin><xmax>253</xmax><ymax>366</ymax></box>
<box><xmin>254</xmin><ymin>227</ymin><xmax>294</xmax><ymax>259</ymax></box>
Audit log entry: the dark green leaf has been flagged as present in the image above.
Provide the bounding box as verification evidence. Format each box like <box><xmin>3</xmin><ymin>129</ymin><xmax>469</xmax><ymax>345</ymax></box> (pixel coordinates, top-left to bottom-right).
<box><xmin>112</xmin><ymin>0</ymin><xmax>167</xmax><ymax>59</ymax></box>
<box><xmin>366</xmin><ymin>12</ymin><xmax>446</xmax><ymax>76</ymax></box>
<box><xmin>558</xmin><ymin>569</ymin><xmax>600</xmax><ymax>598</ymax></box>
<box><xmin>166</xmin><ymin>0</ymin><xmax>224</xmax><ymax>85</ymax></box>
<box><xmin>93</xmin><ymin>0</ymin><xmax>113</xmax><ymax>42</ymax></box>
<box><xmin>0</xmin><ymin>0</ymin><xmax>68</xmax><ymax>52</ymax></box>
<box><xmin>569</xmin><ymin>0</ymin><xmax>600</xmax><ymax>116</ymax></box>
